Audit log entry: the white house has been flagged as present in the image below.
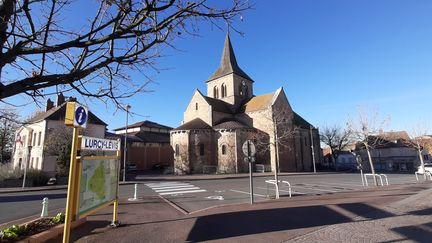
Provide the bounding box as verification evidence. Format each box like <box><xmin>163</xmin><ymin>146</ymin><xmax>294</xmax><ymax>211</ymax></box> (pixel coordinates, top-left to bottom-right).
<box><xmin>12</xmin><ymin>94</ymin><xmax>107</xmax><ymax>175</ymax></box>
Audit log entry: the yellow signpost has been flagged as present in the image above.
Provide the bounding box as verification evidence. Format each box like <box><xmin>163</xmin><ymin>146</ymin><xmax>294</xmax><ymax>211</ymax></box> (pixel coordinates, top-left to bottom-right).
<box><xmin>62</xmin><ymin>102</ymin><xmax>121</xmax><ymax>243</ymax></box>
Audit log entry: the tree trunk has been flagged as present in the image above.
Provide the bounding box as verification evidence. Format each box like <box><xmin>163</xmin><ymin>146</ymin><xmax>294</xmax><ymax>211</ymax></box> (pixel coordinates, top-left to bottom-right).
<box><xmin>365</xmin><ymin>143</ymin><xmax>378</xmax><ymax>186</ymax></box>
<box><xmin>418</xmin><ymin>148</ymin><xmax>426</xmax><ymax>180</ymax></box>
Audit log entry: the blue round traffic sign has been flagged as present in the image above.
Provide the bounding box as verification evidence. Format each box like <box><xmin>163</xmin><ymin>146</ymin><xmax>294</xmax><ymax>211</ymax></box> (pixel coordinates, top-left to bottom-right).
<box><xmin>75</xmin><ymin>106</ymin><xmax>88</xmax><ymax>126</ymax></box>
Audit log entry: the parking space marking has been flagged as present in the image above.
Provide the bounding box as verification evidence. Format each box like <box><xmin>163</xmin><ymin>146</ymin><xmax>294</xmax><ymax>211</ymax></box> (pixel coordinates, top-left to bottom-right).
<box><xmin>229</xmin><ymin>189</ymin><xmax>267</xmax><ymax>197</ymax></box>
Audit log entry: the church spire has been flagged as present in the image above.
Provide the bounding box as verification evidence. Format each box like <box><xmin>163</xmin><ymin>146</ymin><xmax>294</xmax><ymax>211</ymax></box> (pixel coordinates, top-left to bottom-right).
<box><xmin>206</xmin><ymin>35</ymin><xmax>253</xmax><ymax>83</ymax></box>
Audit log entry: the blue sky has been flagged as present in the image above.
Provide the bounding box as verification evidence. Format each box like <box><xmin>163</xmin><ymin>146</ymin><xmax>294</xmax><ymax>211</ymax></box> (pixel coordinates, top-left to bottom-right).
<box><xmin>4</xmin><ymin>0</ymin><xmax>432</xmax><ymax>133</ymax></box>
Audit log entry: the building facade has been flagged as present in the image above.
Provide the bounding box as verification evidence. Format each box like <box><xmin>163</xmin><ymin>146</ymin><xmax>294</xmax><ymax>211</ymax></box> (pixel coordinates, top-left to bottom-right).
<box><xmin>355</xmin><ymin>131</ymin><xmax>431</xmax><ymax>172</ymax></box>
<box><xmin>112</xmin><ymin>120</ymin><xmax>174</xmax><ymax>171</ymax></box>
<box><xmin>12</xmin><ymin>94</ymin><xmax>106</xmax><ymax>175</ymax></box>
<box><xmin>170</xmin><ymin>35</ymin><xmax>320</xmax><ymax>174</ymax></box>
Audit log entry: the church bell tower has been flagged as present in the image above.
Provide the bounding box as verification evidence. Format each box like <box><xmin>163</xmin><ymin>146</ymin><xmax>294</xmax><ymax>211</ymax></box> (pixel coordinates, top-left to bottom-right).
<box><xmin>206</xmin><ymin>35</ymin><xmax>254</xmax><ymax>108</ymax></box>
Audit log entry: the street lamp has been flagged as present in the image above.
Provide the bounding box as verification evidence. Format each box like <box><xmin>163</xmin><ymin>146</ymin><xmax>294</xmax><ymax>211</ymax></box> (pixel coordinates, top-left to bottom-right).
<box><xmin>123</xmin><ymin>104</ymin><xmax>131</xmax><ymax>182</ymax></box>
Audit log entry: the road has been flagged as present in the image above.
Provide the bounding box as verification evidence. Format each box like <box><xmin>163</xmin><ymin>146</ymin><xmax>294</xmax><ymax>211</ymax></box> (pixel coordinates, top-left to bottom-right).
<box><xmin>0</xmin><ymin>173</ymin><xmax>418</xmax><ymax>226</ymax></box>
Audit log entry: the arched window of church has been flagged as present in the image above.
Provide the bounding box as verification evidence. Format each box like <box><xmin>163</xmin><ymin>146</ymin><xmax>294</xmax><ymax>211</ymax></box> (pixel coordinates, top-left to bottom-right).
<box><xmin>175</xmin><ymin>144</ymin><xmax>180</xmax><ymax>156</ymax></box>
<box><xmin>239</xmin><ymin>80</ymin><xmax>247</xmax><ymax>97</ymax></box>
<box><xmin>221</xmin><ymin>83</ymin><xmax>227</xmax><ymax>98</ymax></box>
<box><xmin>195</xmin><ymin>103</ymin><xmax>198</xmax><ymax>110</ymax></box>
<box><xmin>213</xmin><ymin>86</ymin><xmax>217</xmax><ymax>98</ymax></box>
<box><xmin>199</xmin><ymin>144</ymin><xmax>205</xmax><ymax>156</ymax></box>
<box><xmin>221</xmin><ymin>144</ymin><xmax>227</xmax><ymax>155</ymax></box>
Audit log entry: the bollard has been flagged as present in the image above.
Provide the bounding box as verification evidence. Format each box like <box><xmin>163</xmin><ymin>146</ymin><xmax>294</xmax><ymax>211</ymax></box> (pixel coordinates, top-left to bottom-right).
<box><xmin>133</xmin><ymin>183</ymin><xmax>138</xmax><ymax>200</ymax></box>
<box><xmin>41</xmin><ymin>197</ymin><xmax>49</xmax><ymax>217</ymax></box>
<box><xmin>128</xmin><ymin>183</ymin><xmax>140</xmax><ymax>201</ymax></box>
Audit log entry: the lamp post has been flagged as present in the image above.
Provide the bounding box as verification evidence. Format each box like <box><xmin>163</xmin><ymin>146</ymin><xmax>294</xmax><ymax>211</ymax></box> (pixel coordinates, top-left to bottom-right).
<box><xmin>23</xmin><ymin>145</ymin><xmax>32</xmax><ymax>188</ymax></box>
<box><xmin>123</xmin><ymin>105</ymin><xmax>131</xmax><ymax>182</ymax></box>
<box><xmin>310</xmin><ymin>125</ymin><xmax>317</xmax><ymax>173</ymax></box>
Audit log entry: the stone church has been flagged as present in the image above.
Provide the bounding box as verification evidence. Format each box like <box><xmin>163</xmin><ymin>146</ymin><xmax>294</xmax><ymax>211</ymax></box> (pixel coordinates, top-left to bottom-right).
<box><xmin>170</xmin><ymin>35</ymin><xmax>321</xmax><ymax>174</ymax></box>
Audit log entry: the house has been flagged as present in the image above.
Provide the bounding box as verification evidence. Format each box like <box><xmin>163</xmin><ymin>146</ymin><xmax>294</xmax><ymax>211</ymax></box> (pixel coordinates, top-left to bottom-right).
<box><xmin>112</xmin><ymin>120</ymin><xmax>173</xmax><ymax>171</ymax></box>
<box><xmin>170</xmin><ymin>35</ymin><xmax>321</xmax><ymax>174</ymax></box>
<box><xmin>355</xmin><ymin>131</ymin><xmax>430</xmax><ymax>172</ymax></box>
<box><xmin>12</xmin><ymin>94</ymin><xmax>107</xmax><ymax>175</ymax></box>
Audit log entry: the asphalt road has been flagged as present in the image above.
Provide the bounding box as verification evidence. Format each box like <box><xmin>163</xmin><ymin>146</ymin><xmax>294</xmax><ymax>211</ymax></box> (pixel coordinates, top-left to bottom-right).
<box><xmin>0</xmin><ymin>173</ymin><xmax>418</xmax><ymax>226</ymax></box>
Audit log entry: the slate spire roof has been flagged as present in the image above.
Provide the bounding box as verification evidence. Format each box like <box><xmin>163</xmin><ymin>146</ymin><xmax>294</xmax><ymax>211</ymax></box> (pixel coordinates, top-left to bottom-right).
<box><xmin>206</xmin><ymin>35</ymin><xmax>253</xmax><ymax>82</ymax></box>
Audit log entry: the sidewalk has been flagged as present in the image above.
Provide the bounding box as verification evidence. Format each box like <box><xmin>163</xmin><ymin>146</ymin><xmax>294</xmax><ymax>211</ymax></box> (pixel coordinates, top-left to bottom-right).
<box><xmin>47</xmin><ymin>182</ymin><xmax>432</xmax><ymax>243</ymax></box>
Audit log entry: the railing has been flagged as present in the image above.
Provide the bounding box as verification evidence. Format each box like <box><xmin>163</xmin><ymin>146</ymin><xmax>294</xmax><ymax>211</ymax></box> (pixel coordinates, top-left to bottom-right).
<box><xmin>415</xmin><ymin>171</ymin><xmax>432</xmax><ymax>181</ymax></box>
<box><xmin>364</xmin><ymin>173</ymin><xmax>389</xmax><ymax>186</ymax></box>
<box><xmin>265</xmin><ymin>179</ymin><xmax>291</xmax><ymax>198</ymax></box>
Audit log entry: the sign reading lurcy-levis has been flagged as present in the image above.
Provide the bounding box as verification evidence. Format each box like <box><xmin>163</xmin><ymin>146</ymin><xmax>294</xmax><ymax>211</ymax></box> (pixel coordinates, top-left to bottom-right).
<box><xmin>81</xmin><ymin>136</ymin><xmax>119</xmax><ymax>151</ymax></box>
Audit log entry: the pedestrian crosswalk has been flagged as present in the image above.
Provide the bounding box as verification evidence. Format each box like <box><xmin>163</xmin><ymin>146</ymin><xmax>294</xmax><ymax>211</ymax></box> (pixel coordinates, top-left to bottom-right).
<box><xmin>145</xmin><ymin>182</ymin><xmax>206</xmax><ymax>196</ymax></box>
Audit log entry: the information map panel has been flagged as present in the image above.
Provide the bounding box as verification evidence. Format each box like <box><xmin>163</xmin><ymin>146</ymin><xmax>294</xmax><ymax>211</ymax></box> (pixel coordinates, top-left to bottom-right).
<box><xmin>78</xmin><ymin>157</ymin><xmax>119</xmax><ymax>217</ymax></box>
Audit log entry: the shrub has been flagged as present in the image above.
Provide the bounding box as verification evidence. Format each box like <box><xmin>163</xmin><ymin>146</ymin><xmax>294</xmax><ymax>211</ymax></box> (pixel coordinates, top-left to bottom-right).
<box><xmin>0</xmin><ymin>163</ymin><xmax>22</xmax><ymax>182</ymax></box>
<box><xmin>26</xmin><ymin>169</ymin><xmax>50</xmax><ymax>186</ymax></box>
<box><xmin>1</xmin><ymin>224</ymin><xmax>28</xmax><ymax>240</ymax></box>
<box><xmin>52</xmin><ymin>213</ymin><xmax>65</xmax><ymax>224</ymax></box>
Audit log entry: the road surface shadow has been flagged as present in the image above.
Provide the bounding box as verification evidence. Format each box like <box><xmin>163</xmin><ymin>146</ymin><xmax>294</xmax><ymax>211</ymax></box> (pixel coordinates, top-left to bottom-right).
<box><xmin>390</xmin><ymin>221</ymin><xmax>432</xmax><ymax>242</ymax></box>
<box><xmin>0</xmin><ymin>193</ymin><xmax>67</xmax><ymax>203</ymax></box>
<box><xmin>187</xmin><ymin>203</ymin><xmax>394</xmax><ymax>241</ymax></box>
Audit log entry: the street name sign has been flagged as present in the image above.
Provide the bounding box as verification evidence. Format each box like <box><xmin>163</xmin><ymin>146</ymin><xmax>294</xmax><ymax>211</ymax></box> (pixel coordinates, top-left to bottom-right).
<box><xmin>81</xmin><ymin>136</ymin><xmax>119</xmax><ymax>151</ymax></box>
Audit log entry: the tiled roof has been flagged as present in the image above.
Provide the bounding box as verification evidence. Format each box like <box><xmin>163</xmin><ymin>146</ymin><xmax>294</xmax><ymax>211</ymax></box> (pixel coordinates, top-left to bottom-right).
<box><xmin>203</xmin><ymin>96</ymin><xmax>233</xmax><ymax>113</ymax></box>
<box><xmin>132</xmin><ymin>131</ymin><xmax>170</xmax><ymax>143</ymax></box>
<box><xmin>26</xmin><ymin>101</ymin><xmax>107</xmax><ymax>126</ymax></box>
<box><xmin>206</xmin><ymin>35</ymin><xmax>253</xmax><ymax>83</ymax></box>
<box><xmin>379</xmin><ymin>131</ymin><xmax>410</xmax><ymax>141</ymax></box>
<box><xmin>173</xmin><ymin>118</ymin><xmax>213</xmax><ymax>131</ymax></box>
<box><xmin>243</xmin><ymin>93</ymin><xmax>274</xmax><ymax>112</ymax></box>
<box><xmin>114</xmin><ymin>120</ymin><xmax>172</xmax><ymax>131</ymax></box>
<box><xmin>213</xmin><ymin>119</ymin><xmax>251</xmax><ymax>130</ymax></box>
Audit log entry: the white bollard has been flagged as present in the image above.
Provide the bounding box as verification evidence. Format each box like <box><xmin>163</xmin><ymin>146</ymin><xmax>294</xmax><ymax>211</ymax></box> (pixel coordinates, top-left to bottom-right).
<box><xmin>133</xmin><ymin>183</ymin><xmax>138</xmax><ymax>200</ymax></box>
<box><xmin>41</xmin><ymin>197</ymin><xmax>49</xmax><ymax>217</ymax></box>
<box><xmin>128</xmin><ymin>183</ymin><xmax>141</xmax><ymax>201</ymax></box>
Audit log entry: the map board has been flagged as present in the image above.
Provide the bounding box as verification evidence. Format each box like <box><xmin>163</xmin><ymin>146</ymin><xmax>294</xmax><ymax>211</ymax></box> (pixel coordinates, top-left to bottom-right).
<box><xmin>78</xmin><ymin>156</ymin><xmax>119</xmax><ymax>217</ymax></box>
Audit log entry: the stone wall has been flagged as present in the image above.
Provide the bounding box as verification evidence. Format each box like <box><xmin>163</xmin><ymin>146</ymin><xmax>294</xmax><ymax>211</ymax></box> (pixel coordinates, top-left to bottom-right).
<box><xmin>183</xmin><ymin>91</ymin><xmax>212</xmax><ymax>125</ymax></box>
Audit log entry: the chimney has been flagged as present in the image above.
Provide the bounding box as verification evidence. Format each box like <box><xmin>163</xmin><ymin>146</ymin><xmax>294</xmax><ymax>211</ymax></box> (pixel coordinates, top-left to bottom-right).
<box><xmin>56</xmin><ymin>93</ymin><xmax>65</xmax><ymax>106</ymax></box>
<box><xmin>46</xmin><ymin>98</ymin><xmax>54</xmax><ymax>111</ymax></box>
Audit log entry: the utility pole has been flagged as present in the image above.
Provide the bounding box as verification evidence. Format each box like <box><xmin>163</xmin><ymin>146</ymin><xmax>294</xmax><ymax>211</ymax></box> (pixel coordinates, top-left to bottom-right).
<box><xmin>310</xmin><ymin>125</ymin><xmax>316</xmax><ymax>173</ymax></box>
<box><xmin>123</xmin><ymin>105</ymin><xmax>131</xmax><ymax>182</ymax></box>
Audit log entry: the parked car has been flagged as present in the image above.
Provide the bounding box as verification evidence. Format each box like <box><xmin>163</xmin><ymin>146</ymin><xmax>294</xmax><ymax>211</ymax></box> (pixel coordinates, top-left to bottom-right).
<box><xmin>47</xmin><ymin>177</ymin><xmax>57</xmax><ymax>185</ymax></box>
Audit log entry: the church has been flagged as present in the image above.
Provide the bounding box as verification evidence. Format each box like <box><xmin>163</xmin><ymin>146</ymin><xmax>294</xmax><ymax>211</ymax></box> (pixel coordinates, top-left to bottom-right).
<box><xmin>170</xmin><ymin>35</ymin><xmax>321</xmax><ymax>174</ymax></box>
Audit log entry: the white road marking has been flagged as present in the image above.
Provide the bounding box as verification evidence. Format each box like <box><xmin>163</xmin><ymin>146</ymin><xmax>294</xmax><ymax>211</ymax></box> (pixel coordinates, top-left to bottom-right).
<box><xmin>151</xmin><ymin>185</ymin><xmax>196</xmax><ymax>190</ymax></box>
<box><xmin>145</xmin><ymin>182</ymin><xmax>188</xmax><ymax>187</ymax></box>
<box><xmin>145</xmin><ymin>182</ymin><xmax>207</xmax><ymax>196</ymax></box>
<box><xmin>159</xmin><ymin>189</ymin><xmax>207</xmax><ymax>195</ymax></box>
<box><xmin>155</xmin><ymin>187</ymin><xmax>200</xmax><ymax>193</ymax></box>
<box><xmin>229</xmin><ymin>189</ymin><xmax>267</xmax><ymax>197</ymax></box>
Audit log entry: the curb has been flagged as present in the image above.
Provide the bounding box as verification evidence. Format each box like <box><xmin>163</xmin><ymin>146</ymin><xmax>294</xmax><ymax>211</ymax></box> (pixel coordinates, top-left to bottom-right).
<box><xmin>134</xmin><ymin>172</ymin><xmax>333</xmax><ymax>182</ymax></box>
<box><xmin>0</xmin><ymin>182</ymin><xmax>137</xmax><ymax>194</ymax></box>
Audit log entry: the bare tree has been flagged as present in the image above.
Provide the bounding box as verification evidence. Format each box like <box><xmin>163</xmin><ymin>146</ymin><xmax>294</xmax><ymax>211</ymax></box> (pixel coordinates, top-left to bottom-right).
<box><xmin>0</xmin><ymin>0</ymin><xmax>251</xmax><ymax>105</ymax></box>
<box><xmin>44</xmin><ymin>126</ymin><xmax>73</xmax><ymax>175</ymax></box>
<box><xmin>348</xmin><ymin>107</ymin><xmax>390</xmax><ymax>186</ymax></box>
<box><xmin>250</xmin><ymin>110</ymin><xmax>298</xmax><ymax>199</ymax></box>
<box><xmin>0</xmin><ymin>107</ymin><xmax>19</xmax><ymax>163</ymax></box>
<box><xmin>320</xmin><ymin>124</ymin><xmax>353</xmax><ymax>167</ymax></box>
<box><xmin>406</xmin><ymin>123</ymin><xmax>432</xmax><ymax>180</ymax></box>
